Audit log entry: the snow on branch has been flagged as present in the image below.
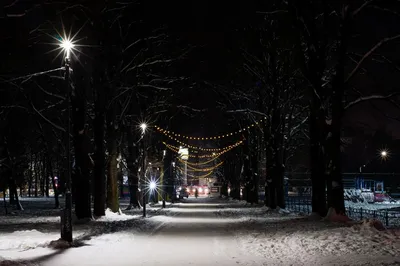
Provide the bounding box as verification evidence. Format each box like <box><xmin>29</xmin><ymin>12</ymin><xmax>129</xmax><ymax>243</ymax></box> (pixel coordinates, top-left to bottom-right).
<box><xmin>125</xmin><ymin>58</ymin><xmax>175</xmax><ymax>73</ymax></box>
<box><xmin>344</xmin><ymin>92</ymin><xmax>400</xmax><ymax>111</ymax></box>
<box><xmin>289</xmin><ymin>116</ymin><xmax>309</xmax><ymax>137</ymax></box>
<box><xmin>352</xmin><ymin>0</ymin><xmax>374</xmax><ymax>17</ymax></box>
<box><xmin>30</xmin><ymin>102</ymin><xmax>66</xmax><ymax>133</ymax></box>
<box><xmin>256</xmin><ymin>10</ymin><xmax>288</xmax><ymax>15</ymax></box>
<box><xmin>123</xmin><ymin>34</ymin><xmax>166</xmax><ymax>52</ymax></box>
<box><xmin>226</xmin><ymin>109</ymin><xmax>268</xmax><ymax>117</ymax></box>
<box><xmin>137</xmin><ymin>84</ymin><xmax>170</xmax><ymax>91</ymax></box>
<box><xmin>4</xmin><ymin>0</ymin><xmax>19</xmax><ymax>8</ymax></box>
<box><xmin>369</xmin><ymin>5</ymin><xmax>400</xmax><ymax>18</ymax></box>
<box><xmin>176</xmin><ymin>105</ymin><xmax>207</xmax><ymax>113</ymax></box>
<box><xmin>124</xmin><ymin>47</ymin><xmax>192</xmax><ymax>73</ymax></box>
<box><xmin>35</xmin><ymin>82</ymin><xmax>65</xmax><ymax>100</ymax></box>
<box><xmin>345</xmin><ymin>34</ymin><xmax>400</xmax><ymax>83</ymax></box>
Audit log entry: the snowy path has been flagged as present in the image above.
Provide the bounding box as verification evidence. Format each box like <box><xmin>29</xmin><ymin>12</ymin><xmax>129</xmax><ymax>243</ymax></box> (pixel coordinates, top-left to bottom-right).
<box><xmin>0</xmin><ymin>197</ymin><xmax>264</xmax><ymax>266</ymax></box>
<box><xmin>1</xmin><ymin>197</ymin><xmax>400</xmax><ymax>265</ymax></box>
<box><xmin>139</xmin><ymin>198</ymin><xmax>264</xmax><ymax>265</ymax></box>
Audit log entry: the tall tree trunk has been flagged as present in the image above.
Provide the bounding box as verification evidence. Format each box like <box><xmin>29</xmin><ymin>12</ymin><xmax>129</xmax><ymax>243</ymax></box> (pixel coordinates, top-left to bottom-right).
<box><xmin>310</xmin><ymin>110</ymin><xmax>327</xmax><ymax>216</ymax></box>
<box><xmin>9</xmin><ymin>171</ymin><xmax>23</xmax><ymax>210</ymax></box>
<box><xmin>327</xmin><ymin>7</ymin><xmax>349</xmax><ymax>215</ymax></box>
<box><xmin>3</xmin><ymin>183</ymin><xmax>7</xmax><ymax>214</ymax></box>
<box><xmin>43</xmin><ymin>155</ymin><xmax>49</xmax><ymax>197</ymax></box>
<box><xmin>126</xmin><ymin>126</ymin><xmax>141</xmax><ymax>209</ymax></box>
<box><xmin>28</xmin><ymin>171</ymin><xmax>32</xmax><ymax>197</ymax></box>
<box><xmin>28</xmin><ymin>152</ymin><xmax>33</xmax><ymax>197</ymax></box>
<box><xmin>106</xmin><ymin>110</ymin><xmax>119</xmax><ymax>213</ymax></box>
<box><xmin>250</xmin><ymin>134</ymin><xmax>259</xmax><ymax>204</ymax></box>
<box><xmin>34</xmin><ymin>154</ymin><xmax>38</xmax><ymax>197</ymax></box>
<box><xmin>243</xmin><ymin>135</ymin><xmax>257</xmax><ymax>204</ymax></box>
<box><xmin>119</xmin><ymin>171</ymin><xmax>124</xmax><ymax>198</ymax></box>
<box><xmin>41</xmin><ymin>154</ymin><xmax>45</xmax><ymax>197</ymax></box>
<box><xmin>93</xmin><ymin>89</ymin><xmax>106</xmax><ymax>216</ymax></box>
<box><xmin>71</xmin><ymin>64</ymin><xmax>92</xmax><ymax>220</ymax></box>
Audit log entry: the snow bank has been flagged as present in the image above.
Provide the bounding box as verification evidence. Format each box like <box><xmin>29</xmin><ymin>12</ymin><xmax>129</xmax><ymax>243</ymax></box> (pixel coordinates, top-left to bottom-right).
<box><xmin>0</xmin><ymin>230</ymin><xmax>60</xmax><ymax>250</ymax></box>
<box><xmin>95</xmin><ymin>208</ymin><xmax>138</xmax><ymax>222</ymax></box>
<box><xmin>345</xmin><ymin>201</ymin><xmax>400</xmax><ymax>211</ymax></box>
<box><xmin>232</xmin><ymin>206</ymin><xmax>400</xmax><ymax>265</ymax></box>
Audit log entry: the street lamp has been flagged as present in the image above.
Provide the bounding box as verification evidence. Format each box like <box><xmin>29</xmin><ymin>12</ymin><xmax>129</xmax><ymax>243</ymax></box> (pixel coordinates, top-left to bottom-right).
<box><xmin>60</xmin><ymin>39</ymin><xmax>74</xmax><ymax>59</ymax></box>
<box><xmin>149</xmin><ymin>181</ymin><xmax>157</xmax><ymax>190</ymax></box>
<box><xmin>59</xmin><ymin>38</ymin><xmax>74</xmax><ymax>243</ymax></box>
<box><xmin>358</xmin><ymin>149</ymin><xmax>390</xmax><ymax>189</ymax></box>
<box><xmin>178</xmin><ymin>147</ymin><xmax>189</xmax><ymax>186</ymax></box>
<box><xmin>140</xmin><ymin>123</ymin><xmax>147</xmax><ymax>217</ymax></box>
<box><xmin>140</xmin><ymin>123</ymin><xmax>147</xmax><ymax>133</ymax></box>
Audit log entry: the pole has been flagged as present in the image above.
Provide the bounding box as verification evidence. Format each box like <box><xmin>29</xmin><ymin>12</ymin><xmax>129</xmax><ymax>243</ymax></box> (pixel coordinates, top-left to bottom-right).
<box><xmin>184</xmin><ymin>161</ymin><xmax>187</xmax><ymax>186</ymax></box>
<box><xmin>142</xmin><ymin>136</ymin><xmax>146</xmax><ymax>217</ymax></box>
<box><xmin>162</xmin><ymin>164</ymin><xmax>166</xmax><ymax>208</ymax></box>
<box><xmin>61</xmin><ymin>57</ymin><xmax>73</xmax><ymax>243</ymax></box>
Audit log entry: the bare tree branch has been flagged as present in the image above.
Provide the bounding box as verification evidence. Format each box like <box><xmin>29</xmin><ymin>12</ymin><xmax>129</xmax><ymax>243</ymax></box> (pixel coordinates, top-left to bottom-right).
<box><xmin>226</xmin><ymin>108</ymin><xmax>268</xmax><ymax>117</ymax></box>
<box><xmin>344</xmin><ymin>92</ymin><xmax>400</xmax><ymax>110</ymax></box>
<box><xmin>345</xmin><ymin>34</ymin><xmax>400</xmax><ymax>83</ymax></box>
<box><xmin>35</xmin><ymin>82</ymin><xmax>65</xmax><ymax>100</ymax></box>
<box><xmin>352</xmin><ymin>0</ymin><xmax>374</xmax><ymax>17</ymax></box>
<box><xmin>30</xmin><ymin>102</ymin><xmax>65</xmax><ymax>133</ymax></box>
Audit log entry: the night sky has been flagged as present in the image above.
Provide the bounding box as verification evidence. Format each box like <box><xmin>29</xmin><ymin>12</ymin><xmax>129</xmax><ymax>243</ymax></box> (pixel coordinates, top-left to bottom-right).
<box><xmin>2</xmin><ymin>1</ymin><xmax>400</xmax><ymax>172</ymax></box>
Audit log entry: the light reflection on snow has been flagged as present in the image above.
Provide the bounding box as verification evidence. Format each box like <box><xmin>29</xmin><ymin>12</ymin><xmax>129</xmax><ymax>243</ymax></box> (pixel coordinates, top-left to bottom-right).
<box><xmin>1</xmin><ymin>197</ymin><xmax>399</xmax><ymax>265</ymax></box>
<box><xmin>151</xmin><ymin>216</ymin><xmax>241</xmax><ymax>224</ymax></box>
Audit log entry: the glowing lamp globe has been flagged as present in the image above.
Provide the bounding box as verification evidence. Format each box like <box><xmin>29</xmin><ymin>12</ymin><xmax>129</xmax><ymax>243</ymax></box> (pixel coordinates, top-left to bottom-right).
<box><xmin>140</xmin><ymin>123</ymin><xmax>147</xmax><ymax>132</ymax></box>
<box><xmin>60</xmin><ymin>39</ymin><xmax>74</xmax><ymax>58</ymax></box>
<box><xmin>149</xmin><ymin>181</ymin><xmax>156</xmax><ymax>190</ymax></box>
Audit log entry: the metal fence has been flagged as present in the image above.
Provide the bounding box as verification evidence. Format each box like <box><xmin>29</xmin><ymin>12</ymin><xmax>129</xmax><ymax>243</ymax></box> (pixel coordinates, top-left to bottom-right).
<box><xmin>285</xmin><ymin>196</ymin><xmax>400</xmax><ymax>227</ymax></box>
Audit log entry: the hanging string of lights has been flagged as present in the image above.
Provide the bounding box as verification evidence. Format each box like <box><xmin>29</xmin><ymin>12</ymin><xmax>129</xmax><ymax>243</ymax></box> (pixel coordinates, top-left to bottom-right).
<box><xmin>178</xmin><ymin>155</ymin><xmax>221</xmax><ymax>166</ymax></box>
<box><xmin>160</xmin><ymin>131</ymin><xmax>244</xmax><ymax>151</ymax></box>
<box><xmin>162</xmin><ymin>141</ymin><xmax>243</xmax><ymax>158</ymax></box>
<box><xmin>176</xmin><ymin>168</ymin><xmax>215</xmax><ymax>179</ymax></box>
<box><xmin>154</xmin><ymin>117</ymin><xmax>266</xmax><ymax>141</ymax></box>
<box><xmin>182</xmin><ymin>161</ymin><xmax>224</xmax><ymax>172</ymax></box>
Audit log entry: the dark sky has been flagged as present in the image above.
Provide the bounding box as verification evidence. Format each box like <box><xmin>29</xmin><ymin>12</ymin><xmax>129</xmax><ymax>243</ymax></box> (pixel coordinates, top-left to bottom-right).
<box><xmin>2</xmin><ymin>1</ymin><xmax>400</xmax><ymax>141</ymax></box>
<box><xmin>145</xmin><ymin>1</ymin><xmax>259</xmax><ymax>137</ymax></box>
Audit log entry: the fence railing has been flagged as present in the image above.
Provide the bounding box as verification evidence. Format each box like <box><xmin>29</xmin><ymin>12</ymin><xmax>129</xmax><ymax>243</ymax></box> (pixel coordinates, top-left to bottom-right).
<box><xmin>285</xmin><ymin>196</ymin><xmax>400</xmax><ymax>227</ymax></box>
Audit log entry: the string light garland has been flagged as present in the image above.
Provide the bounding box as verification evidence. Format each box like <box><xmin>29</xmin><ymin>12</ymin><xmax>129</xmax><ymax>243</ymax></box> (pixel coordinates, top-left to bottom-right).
<box><xmin>181</xmin><ymin>161</ymin><xmax>224</xmax><ymax>172</ymax></box>
<box><xmin>161</xmin><ymin>131</ymin><xmax>243</xmax><ymax>151</ymax></box>
<box><xmin>178</xmin><ymin>155</ymin><xmax>221</xmax><ymax>166</ymax></box>
<box><xmin>177</xmin><ymin>169</ymin><xmax>214</xmax><ymax>179</ymax></box>
<box><xmin>162</xmin><ymin>141</ymin><xmax>243</xmax><ymax>158</ymax></box>
<box><xmin>154</xmin><ymin>117</ymin><xmax>266</xmax><ymax>141</ymax></box>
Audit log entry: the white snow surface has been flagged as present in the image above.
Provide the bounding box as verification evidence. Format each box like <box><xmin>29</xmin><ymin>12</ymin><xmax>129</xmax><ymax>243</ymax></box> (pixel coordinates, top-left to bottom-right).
<box><xmin>345</xmin><ymin>201</ymin><xmax>400</xmax><ymax>210</ymax></box>
<box><xmin>96</xmin><ymin>208</ymin><xmax>139</xmax><ymax>221</ymax></box>
<box><xmin>0</xmin><ymin>197</ymin><xmax>399</xmax><ymax>265</ymax></box>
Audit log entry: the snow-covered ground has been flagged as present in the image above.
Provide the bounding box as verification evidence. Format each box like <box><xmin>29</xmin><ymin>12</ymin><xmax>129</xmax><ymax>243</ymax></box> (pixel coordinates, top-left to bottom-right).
<box><xmin>345</xmin><ymin>201</ymin><xmax>400</xmax><ymax>210</ymax></box>
<box><xmin>0</xmin><ymin>197</ymin><xmax>400</xmax><ymax>265</ymax></box>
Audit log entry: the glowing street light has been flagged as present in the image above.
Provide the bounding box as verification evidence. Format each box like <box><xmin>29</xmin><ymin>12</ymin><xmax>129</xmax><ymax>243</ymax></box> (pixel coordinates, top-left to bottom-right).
<box><xmin>359</xmin><ymin>149</ymin><xmax>390</xmax><ymax>178</ymax></box>
<box><xmin>140</xmin><ymin>123</ymin><xmax>147</xmax><ymax>133</ymax></box>
<box><xmin>59</xmin><ymin>39</ymin><xmax>74</xmax><ymax>59</ymax></box>
<box><xmin>149</xmin><ymin>181</ymin><xmax>157</xmax><ymax>191</ymax></box>
<box><xmin>140</xmin><ymin>122</ymin><xmax>148</xmax><ymax>217</ymax></box>
<box><xmin>59</xmin><ymin>37</ymin><xmax>75</xmax><ymax>243</ymax></box>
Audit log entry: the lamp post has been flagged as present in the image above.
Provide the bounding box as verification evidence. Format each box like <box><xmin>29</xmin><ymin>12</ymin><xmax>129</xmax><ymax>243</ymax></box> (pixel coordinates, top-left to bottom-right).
<box><xmin>162</xmin><ymin>150</ymin><xmax>166</xmax><ymax>208</ymax></box>
<box><xmin>178</xmin><ymin>147</ymin><xmax>189</xmax><ymax>186</ymax></box>
<box><xmin>140</xmin><ymin>123</ymin><xmax>147</xmax><ymax>217</ymax></box>
<box><xmin>358</xmin><ymin>149</ymin><xmax>389</xmax><ymax>189</ymax></box>
<box><xmin>60</xmin><ymin>39</ymin><xmax>74</xmax><ymax>243</ymax></box>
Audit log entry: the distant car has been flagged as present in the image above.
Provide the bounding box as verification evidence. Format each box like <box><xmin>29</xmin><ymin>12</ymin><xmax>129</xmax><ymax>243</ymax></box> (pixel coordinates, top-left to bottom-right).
<box><xmin>176</xmin><ymin>187</ymin><xmax>189</xmax><ymax>199</ymax></box>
